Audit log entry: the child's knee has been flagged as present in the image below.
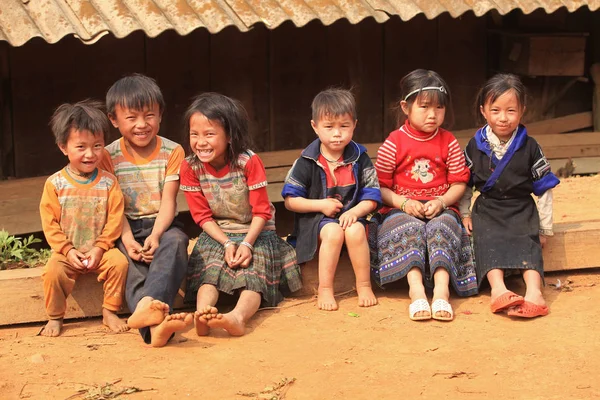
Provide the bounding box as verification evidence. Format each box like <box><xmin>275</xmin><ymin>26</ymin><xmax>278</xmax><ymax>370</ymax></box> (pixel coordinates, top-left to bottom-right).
<box><xmin>320</xmin><ymin>224</ymin><xmax>344</xmax><ymax>244</ymax></box>
<box><xmin>344</xmin><ymin>223</ymin><xmax>367</xmax><ymax>244</ymax></box>
<box><xmin>42</xmin><ymin>257</ymin><xmax>68</xmax><ymax>282</ymax></box>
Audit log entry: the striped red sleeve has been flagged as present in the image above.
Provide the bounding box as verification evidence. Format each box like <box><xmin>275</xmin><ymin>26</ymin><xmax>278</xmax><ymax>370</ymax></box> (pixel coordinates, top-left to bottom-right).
<box><xmin>245</xmin><ymin>155</ymin><xmax>272</xmax><ymax>221</ymax></box>
<box><xmin>375</xmin><ymin>133</ymin><xmax>398</xmax><ymax>189</ymax></box>
<box><xmin>446</xmin><ymin>138</ymin><xmax>470</xmax><ymax>184</ymax></box>
<box><xmin>180</xmin><ymin>160</ymin><xmax>214</xmax><ymax>227</ymax></box>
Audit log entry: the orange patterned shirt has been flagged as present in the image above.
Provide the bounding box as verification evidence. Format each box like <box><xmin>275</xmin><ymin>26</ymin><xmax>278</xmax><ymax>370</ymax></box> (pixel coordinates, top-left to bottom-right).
<box><xmin>39</xmin><ymin>168</ymin><xmax>124</xmax><ymax>255</ymax></box>
<box><xmin>100</xmin><ymin>136</ymin><xmax>184</xmax><ymax>220</ymax></box>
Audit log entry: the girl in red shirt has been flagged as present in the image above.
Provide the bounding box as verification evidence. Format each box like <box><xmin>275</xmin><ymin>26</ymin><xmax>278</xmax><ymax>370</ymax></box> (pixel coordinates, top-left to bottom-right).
<box><xmin>372</xmin><ymin>69</ymin><xmax>477</xmax><ymax>321</ymax></box>
<box><xmin>180</xmin><ymin>93</ymin><xmax>302</xmax><ymax>336</ymax></box>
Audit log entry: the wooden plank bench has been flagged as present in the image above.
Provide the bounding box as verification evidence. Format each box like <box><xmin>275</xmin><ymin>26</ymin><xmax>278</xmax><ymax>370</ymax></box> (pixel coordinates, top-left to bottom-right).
<box><xmin>1</xmin><ymin>219</ymin><xmax>598</xmax><ymax>326</ymax></box>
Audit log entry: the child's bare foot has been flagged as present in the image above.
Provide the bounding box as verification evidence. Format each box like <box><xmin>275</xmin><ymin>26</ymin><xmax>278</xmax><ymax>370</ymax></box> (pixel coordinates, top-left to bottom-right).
<box><xmin>207</xmin><ymin>311</ymin><xmax>245</xmax><ymax>336</ymax></box>
<box><xmin>102</xmin><ymin>308</ymin><xmax>130</xmax><ymax>333</ymax></box>
<box><xmin>40</xmin><ymin>319</ymin><xmax>63</xmax><ymax>337</ymax></box>
<box><xmin>317</xmin><ymin>287</ymin><xmax>338</xmax><ymax>311</ymax></box>
<box><xmin>128</xmin><ymin>298</ymin><xmax>169</xmax><ymax>329</ymax></box>
<box><xmin>194</xmin><ymin>305</ymin><xmax>220</xmax><ymax>336</ymax></box>
<box><xmin>357</xmin><ymin>286</ymin><xmax>378</xmax><ymax>307</ymax></box>
<box><xmin>151</xmin><ymin>313</ymin><xmax>193</xmax><ymax>347</ymax></box>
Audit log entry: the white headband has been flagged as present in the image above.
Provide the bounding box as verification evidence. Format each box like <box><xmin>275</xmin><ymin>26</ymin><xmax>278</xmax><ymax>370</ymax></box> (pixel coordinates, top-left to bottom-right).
<box><xmin>403</xmin><ymin>86</ymin><xmax>447</xmax><ymax>102</ymax></box>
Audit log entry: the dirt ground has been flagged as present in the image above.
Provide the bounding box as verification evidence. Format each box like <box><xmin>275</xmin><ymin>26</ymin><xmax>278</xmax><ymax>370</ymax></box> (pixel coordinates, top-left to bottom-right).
<box><xmin>1</xmin><ymin>175</ymin><xmax>599</xmax><ymax>400</ymax></box>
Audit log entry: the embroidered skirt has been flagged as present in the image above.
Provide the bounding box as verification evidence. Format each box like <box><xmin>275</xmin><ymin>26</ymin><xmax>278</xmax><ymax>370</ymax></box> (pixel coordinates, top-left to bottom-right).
<box><xmin>369</xmin><ymin>209</ymin><xmax>478</xmax><ymax>297</ymax></box>
<box><xmin>472</xmin><ymin>195</ymin><xmax>544</xmax><ymax>287</ymax></box>
<box><xmin>185</xmin><ymin>231</ymin><xmax>303</xmax><ymax>307</ymax></box>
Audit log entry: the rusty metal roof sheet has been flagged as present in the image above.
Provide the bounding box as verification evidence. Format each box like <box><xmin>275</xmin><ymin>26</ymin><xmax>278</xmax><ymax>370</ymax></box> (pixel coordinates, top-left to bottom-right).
<box><xmin>1</xmin><ymin>1</ymin><xmax>599</xmax><ymax>47</ymax></box>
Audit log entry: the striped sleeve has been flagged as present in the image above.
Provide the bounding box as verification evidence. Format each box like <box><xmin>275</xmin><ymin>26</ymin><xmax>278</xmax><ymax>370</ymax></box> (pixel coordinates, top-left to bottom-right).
<box><xmin>180</xmin><ymin>160</ymin><xmax>213</xmax><ymax>228</ymax></box>
<box><xmin>165</xmin><ymin>145</ymin><xmax>185</xmax><ymax>182</ymax></box>
<box><xmin>446</xmin><ymin>138</ymin><xmax>470</xmax><ymax>184</ymax></box>
<box><xmin>375</xmin><ymin>135</ymin><xmax>398</xmax><ymax>189</ymax></box>
<box><xmin>245</xmin><ymin>155</ymin><xmax>272</xmax><ymax>221</ymax></box>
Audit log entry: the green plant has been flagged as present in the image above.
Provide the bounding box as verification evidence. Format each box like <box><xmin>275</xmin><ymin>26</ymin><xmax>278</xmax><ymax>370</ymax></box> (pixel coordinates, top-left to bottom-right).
<box><xmin>0</xmin><ymin>230</ymin><xmax>49</xmax><ymax>269</ymax></box>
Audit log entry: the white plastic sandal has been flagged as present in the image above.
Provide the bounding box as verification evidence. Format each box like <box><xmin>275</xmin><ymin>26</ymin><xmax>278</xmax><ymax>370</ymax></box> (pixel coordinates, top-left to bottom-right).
<box><xmin>431</xmin><ymin>299</ymin><xmax>454</xmax><ymax>321</ymax></box>
<box><xmin>409</xmin><ymin>298</ymin><xmax>431</xmax><ymax>321</ymax></box>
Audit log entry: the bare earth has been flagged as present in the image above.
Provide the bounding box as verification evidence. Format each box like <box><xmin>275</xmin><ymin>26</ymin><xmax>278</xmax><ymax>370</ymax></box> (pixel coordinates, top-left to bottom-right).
<box><xmin>1</xmin><ymin>175</ymin><xmax>599</xmax><ymax>400</ymax></box>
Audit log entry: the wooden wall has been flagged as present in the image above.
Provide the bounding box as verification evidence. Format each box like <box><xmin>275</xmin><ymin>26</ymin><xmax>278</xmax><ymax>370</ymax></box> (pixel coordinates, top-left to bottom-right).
<box><xmin>0</xmin><ymin>8</ymin><xmax>596</xmax><ymax>179</ymax></box>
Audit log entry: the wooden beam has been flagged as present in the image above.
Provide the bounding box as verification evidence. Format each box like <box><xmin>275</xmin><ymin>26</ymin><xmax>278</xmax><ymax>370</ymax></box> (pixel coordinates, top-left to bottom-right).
<box><xmin>550</xmin><ymin>157</ymin><xmax>600</xmax><ymax>175</ymax></box>
<box><xmin>543</xmin><ymin>221</ymin><xmax>600</xmax><ymax>272</ymax></box>
<box><xmin>0</xmin><ymin>219</ymin><xmax>597</xmax><ymax>326</ymax></box>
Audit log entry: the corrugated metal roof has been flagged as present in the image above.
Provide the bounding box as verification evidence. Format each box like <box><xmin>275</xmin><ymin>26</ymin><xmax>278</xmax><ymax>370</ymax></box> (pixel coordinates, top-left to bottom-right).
<box><xmin>0</xmin><ymin>0</ymin><xmax>598</xmax><ymax>47</ymax></box>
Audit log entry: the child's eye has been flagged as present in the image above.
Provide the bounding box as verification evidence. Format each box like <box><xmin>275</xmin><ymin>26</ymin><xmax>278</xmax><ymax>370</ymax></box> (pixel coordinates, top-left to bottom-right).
<box><xmin>190</xmin><ymin>132</ymin><xmax>197</xmax><ymax>137</ymax></box>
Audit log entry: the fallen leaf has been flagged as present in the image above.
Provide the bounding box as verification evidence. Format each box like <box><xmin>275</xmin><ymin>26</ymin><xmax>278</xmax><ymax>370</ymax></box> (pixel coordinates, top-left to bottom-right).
<box><xmin>347</xmin><ymin>312</ymin><xmax>360</xmax><ymax>318</ymax></box>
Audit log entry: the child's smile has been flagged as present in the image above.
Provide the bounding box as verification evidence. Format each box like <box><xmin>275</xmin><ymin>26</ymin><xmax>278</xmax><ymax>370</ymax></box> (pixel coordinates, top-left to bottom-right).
<box><xmin>109</xmin><ymin>104</ymin><xmax>161</xmax><ymax>154</ymax></box>
<box><xmin>189</xmin><ymin>112</ymin><xmax>229</xmax><ymax>170</ymax></box>
<box><xmin>59</xmin><ymin>128</ymin><xmax>104</xmax><ymax>176</ymax></box>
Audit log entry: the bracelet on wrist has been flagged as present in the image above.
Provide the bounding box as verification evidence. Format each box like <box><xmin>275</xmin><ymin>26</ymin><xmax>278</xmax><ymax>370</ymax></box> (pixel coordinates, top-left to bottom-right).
<box><xmin>436</xmin><ymin>196</ymin><xmax>447</xmax><ymax>210</ymax></box>
<box><xmin>461</xmin><ymin>213</ymin><xmax>471</xmax><ymax>219</ymax></box>
<box><xmin>240</xmin><ymin>241</ymin><xmax>254</xmax><ymax>252</ymax></box>
<box><xmin>222</xmin><ymin>239</ymin><xmax>235</xmax><ymax>249</ymax></box>
<box><xmin>400</xmin><ymin>198</ymin><xmax>409</xmax><ymax>212</ymax></box>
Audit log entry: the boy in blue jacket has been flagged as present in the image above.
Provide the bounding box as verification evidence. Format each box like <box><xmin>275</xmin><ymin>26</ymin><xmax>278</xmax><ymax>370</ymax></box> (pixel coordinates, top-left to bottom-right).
<box><xmin>282</xmin><ymin>88</ymin><xmax>382</xmax><ymax>311</ymax></box>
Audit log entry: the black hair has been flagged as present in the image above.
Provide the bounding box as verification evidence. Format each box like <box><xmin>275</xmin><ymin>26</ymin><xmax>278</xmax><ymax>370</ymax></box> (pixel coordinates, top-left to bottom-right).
<box><xmin>311</xmin><ymin>88</ymin><xmax>357</xmax><ymax>122</ymax></box>
<box><xmin>106</xmin><ymin>73</ymin><xmax>165</xmax><ymax>115</ymax></box>
<box><xmin>476</xmin><ymin>73</ymin><xmax>527</xmax><ymax>117</ymax></box>
<box><xmin>396</xmin><ymin>69</ymin><xmax>454</xmax><ymax>129</ymax></box>
<box><xmin>184</xmin><ymin>92</ymin><xmax>253</xmax><ymax>169</ymax></box>
<box><xmin>50</xmin><ymin>99</ymin><xmax>109</xmax><ymax>146</ymax></box>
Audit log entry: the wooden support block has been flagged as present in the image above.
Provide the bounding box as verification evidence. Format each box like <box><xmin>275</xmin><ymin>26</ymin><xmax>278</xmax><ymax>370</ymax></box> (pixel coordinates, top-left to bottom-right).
<box><xmin>0</xmin><ymin>268</ymin><xmax>186</xmax><ymax>326</ymax></box>
<box><xmin>543</xmin><ymin>221</ymin><xmax>600</xmax><ymax>272</ymax></box>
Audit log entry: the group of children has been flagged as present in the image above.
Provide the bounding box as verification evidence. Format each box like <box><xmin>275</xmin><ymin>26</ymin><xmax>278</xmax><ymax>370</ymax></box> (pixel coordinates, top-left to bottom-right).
<box><xmin>39</xmin><ymin>69</ymin><xmax>559</xmax><ymax>346</ymax></box>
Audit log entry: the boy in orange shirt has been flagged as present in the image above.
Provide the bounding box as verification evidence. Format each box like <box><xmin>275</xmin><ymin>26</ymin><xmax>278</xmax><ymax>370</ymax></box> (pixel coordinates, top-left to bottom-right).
<box><xmin>40</xmin><ymin>100</ymin><xmax>129</xmax><ymax>337</ymax></box>
<box><xmin>100</xmin><ymin>74</ymin><xmax>191</xmax><ymax>347</ymax></box>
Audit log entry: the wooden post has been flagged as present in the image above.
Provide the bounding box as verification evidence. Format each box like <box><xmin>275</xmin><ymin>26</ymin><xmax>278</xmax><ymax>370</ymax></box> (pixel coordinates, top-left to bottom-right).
<box><xmin>590</xmin><ymin>63</ymin><xmax>600</xmax><ymax>132</ymax></box>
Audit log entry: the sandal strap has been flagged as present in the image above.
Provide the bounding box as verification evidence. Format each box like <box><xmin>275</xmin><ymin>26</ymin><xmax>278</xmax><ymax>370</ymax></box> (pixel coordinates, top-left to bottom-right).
<box><xmin>409</xmin><ymin>299</ymin><xmax>431</xmax><ymax>317</ymax></box>
<box><xmin>431</xmin><ymin>299</ymin><xmax>453</xmax><ymax>316</ymax></box>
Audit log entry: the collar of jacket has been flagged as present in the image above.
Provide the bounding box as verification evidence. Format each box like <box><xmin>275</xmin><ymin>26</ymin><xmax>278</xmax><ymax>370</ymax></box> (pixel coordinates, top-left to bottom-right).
<box><xmin>301</xmin><ymin>138</ymin><xmax>365</xmax><ymax>165</ymax></box>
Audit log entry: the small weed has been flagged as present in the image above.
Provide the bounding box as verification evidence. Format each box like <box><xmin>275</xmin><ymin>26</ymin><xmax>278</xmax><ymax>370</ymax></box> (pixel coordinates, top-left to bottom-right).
<box><xmin>0</xmin><ymin>230</ymin><xmax>50</xmax><ymax>270</ymax></box>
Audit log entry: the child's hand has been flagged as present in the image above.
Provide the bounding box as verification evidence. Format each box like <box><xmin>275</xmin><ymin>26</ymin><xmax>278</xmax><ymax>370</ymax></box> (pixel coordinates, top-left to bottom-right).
<box><xmin>462</xmin><ymin>216</ymin><xmax>473</xmax><ymax>235</ymax></box>
<box><xmin>404</xmin><ymin>199</ymin><xmax>425</xmax><ymax>219</ymax></box>
<box><xmin>338</xmin><ymin>210</ymin><xmax>358</xmax><ymax>230</ymax></box>
<box><xmin>539</xmin><ymin>234</ymin><xmax>548</xmax><ymax>248</ymax></box>
<box><xmin>141</xmin><ymin>234</ymin><xmax>160</xmax><ymax>263</ymax></box>
<box><xmin>225</xmin><ymin>243</ymin><xmax>238</xmax><ymax>268</ymax></box>
<box><xmin>321</xmin><ymin>198</ymin><xmax>343</xmax><ymax>218</ymax></box>
<box><xmin>84</xmin><ymin>247</ymin><xmax>105</xmax><ymax>271</ymax></box>
<box><xmin>66</xmin><ymin>248</ymin><xmax>87</xmax><ymax>271</ymax></box>
<box><xmin>123</xmin><ymin>240</ymin><xmax>144</xmax><ymax>262</ymax></box>
<box><xmin>423</xmin><ymin>199</ymin><xmax>443</xmax><ymax>219</ymax></box>
<box><xmin>231</xmin><ymin>245</ymin><xmax>253</xmax><ymax>268</ymax></box>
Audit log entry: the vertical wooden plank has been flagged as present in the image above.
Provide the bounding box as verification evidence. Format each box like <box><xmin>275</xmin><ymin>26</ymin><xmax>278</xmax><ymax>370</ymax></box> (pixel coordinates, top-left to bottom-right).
<box><xmin>10</xmin><ymin>33</ymin><xmax>145</xmax><ymax>178</ymax></box>
<box><xmin>270</xmin><ymin>20</ymin><xmax>329</xmax><ymax>151</ymax></box>
<box><xmin>383</xmin><ymin>15</ymin><xmax>438</xmax><ymax>135</ymax></box>
<box><xmin>325</xmin><ymin>19</ymin><xmax>384</xmax><ymax>145</ymax></box>
<box><xmin>436</xmin><ymin>12</ymin><xmax>487</xmax><ymax>130</ymax></box>
<box><xmin>210</xmin><ymin>25</ymin><xmax>270</xmax><ymax>152</ymax></box>
<box><xmin>0</xmin><ymin>41</ymin><xmax>13</xmax><ymax>178</ymax></box>
<box><xmin>145</xmin><ymin>29</ymin><xmax>211</xmax><ymax>147</ymax></box>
